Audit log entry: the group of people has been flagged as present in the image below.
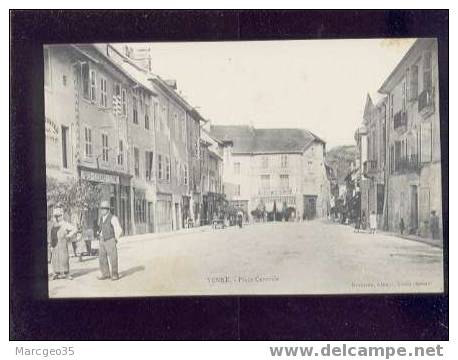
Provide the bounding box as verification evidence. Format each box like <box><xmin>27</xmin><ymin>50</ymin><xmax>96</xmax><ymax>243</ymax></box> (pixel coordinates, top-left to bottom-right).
<box><xmin>212</xmin><ymin>211</ymin><xmax>244</xmax><ymax>229</ymax></box>
<box><xmin>48</xmin><ymin>200</ymin><xmax>122</xmax><ymax>281</ymax></box>
<box><xmin>354</xmin><ymin>210</ymin><xmax>378</xmax><ymax>234</ymax></box>
<box><xmin>354</xmin><ymin>209</ymin><xmax>441</xmax><ymax>239</ymax></box>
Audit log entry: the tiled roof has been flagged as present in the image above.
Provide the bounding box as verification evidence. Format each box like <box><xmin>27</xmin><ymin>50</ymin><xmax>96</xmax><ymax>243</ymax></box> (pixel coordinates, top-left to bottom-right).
<box><xmin>210</xmin><ymin>125</ymin><xmax>325</xmax><ymax>154</ymax></box>
<box><xmin>209</xmin><ymin>125</ymin><xmax>254</xmax><ymax>154</ymax></box>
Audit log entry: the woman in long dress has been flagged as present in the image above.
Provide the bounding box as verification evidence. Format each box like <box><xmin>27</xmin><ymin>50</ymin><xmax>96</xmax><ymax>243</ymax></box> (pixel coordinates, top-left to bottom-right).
<box><xmin>48</xmin><ymin>207</ymin><xmax>77</xmax><ymax>280</ymax></box>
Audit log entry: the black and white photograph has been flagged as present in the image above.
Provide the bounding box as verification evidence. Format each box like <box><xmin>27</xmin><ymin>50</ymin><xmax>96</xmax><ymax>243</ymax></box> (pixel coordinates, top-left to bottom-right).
<box><xmin>43</xmin><ymin>38</ymin><xmax>444</xmax><ymax>298</ymax></box>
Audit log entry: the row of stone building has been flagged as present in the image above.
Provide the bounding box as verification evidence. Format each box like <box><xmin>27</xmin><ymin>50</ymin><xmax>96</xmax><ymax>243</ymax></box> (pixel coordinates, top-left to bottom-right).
<box><xmin>354</xmin><ymin>38</ymin><xmax>442</xmax><ymax>238</ymax></box>
<box><xmin>45</xmin><ymin>43</ymin><xmax>225</xmax><ymax>235</ymax></box>
<box><xmin>45</xmin><ymin>43</ymin><xmax>332</xmax><ymax>236</ymax></box>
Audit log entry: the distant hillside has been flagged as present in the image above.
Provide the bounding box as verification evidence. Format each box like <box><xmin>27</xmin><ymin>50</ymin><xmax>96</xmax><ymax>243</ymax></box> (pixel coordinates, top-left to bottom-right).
<box><xmin>325</xmin><ymin>145</ymin><xmax>357</xmax><ymax>184</ymax></box>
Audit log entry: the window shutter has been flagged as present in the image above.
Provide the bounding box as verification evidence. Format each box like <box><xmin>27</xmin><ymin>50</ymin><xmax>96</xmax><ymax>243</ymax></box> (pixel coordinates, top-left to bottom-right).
<box><xmin>410</xmin><ymin>64</ymin><xmax>418</xmax><ymax>100</ymax></box>
<box><xmin>420</xmin><ymin>122</ymin><xmax>432</xmax><ymax>163</ymax></box>
<box><xmin>423</xmin><ymin>51</ymin><xmax>432</xmax><ymax>91</ymax></box>
<box><xmin>405</xmin><ymin>68</ymin><xmax>410</xmax><ymax>101</ymax></box>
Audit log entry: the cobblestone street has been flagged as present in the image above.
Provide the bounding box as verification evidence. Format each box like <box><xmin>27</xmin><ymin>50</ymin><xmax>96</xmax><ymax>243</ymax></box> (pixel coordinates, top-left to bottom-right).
<box><xmin>48</xmin><ymin>220</ymin><xmax>444</xmax><ymax>298</ymax></box>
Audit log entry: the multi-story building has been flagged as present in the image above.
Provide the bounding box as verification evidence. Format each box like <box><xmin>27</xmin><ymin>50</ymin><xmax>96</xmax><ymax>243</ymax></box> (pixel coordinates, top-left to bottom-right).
<box><xmin>185</xmin><ymin>109</ymin><xmax>205</xmax><ymax>226</ymax></box>
<box><xmin>105</xmin><ymin>44</ymin><xmax>159</xmax><ymax>235</ymax></box>
<box><xmin>199</xmin><ymin>129</ymin><xmax>225</xmax><ymax>224</ymax></box>
<box><xmin>379</xmin><ymin>38</ymin><xmax>442</xmax><ymax>237</ymax></box>
<box><xmin>112</xmin><ymin>45</ymin><xmax>196</xmax><ymax>233</ymax></box>
<box><xmin>355</xmin><ymin>94</ymin><xmax>387</xmax><ymax>228</ymax></box>
<box><xmin>109</xmin><ymin>44</ymin><xmax>213</xmax><ymax>232</ymax></box>
<box><xmin>210</xmin><ymin>126</ymin><xmax>330</xmax><ymax>222</ymax></box>
<box><xmin>45</xmin><ymin>44</ymin><xmax>139</xmax><ymax>234</ymax></box>
<box><xmin>149</xmin><ymin>77</ymin><xmax>189</xmax><ymax>232</ymax></box>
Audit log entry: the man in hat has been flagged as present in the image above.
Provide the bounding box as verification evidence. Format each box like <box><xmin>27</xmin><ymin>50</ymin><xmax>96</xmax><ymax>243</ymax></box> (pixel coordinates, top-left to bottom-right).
<box><xmin>430</xmin><ymin>210</ymin><xmax>440</xmax><ymax>240</ymax></box>
<box><xmin>97</xmin><ymin>200</ymin><xmax>123</xmax><ymax>281</ymax></box>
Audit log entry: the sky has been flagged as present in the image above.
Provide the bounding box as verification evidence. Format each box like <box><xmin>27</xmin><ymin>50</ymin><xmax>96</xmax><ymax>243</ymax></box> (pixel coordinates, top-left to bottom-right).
<box><xmin>126</xmin><ymin>39</ymin><xmax>415</xmax><ymax>149</ymax></box>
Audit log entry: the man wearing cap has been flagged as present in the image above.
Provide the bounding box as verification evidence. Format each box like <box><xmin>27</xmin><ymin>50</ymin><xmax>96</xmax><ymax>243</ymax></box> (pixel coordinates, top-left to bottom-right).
<box><xmin>97</xmin><ymin>200</ymin><xmax>123</xmax><ymax>281</ymax></box>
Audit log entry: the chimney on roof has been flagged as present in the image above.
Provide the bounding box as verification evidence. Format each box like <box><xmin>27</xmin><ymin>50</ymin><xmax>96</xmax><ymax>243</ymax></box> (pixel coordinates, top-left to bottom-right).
<box><xmin>124</xmin><ymin>45</ymin><xmax>152</xmax><ymax>72</ymax></box>
<box><xmin>165</xmin><ymin>79</ymin><xmax>177</xmax><ymax>90</ymax></box>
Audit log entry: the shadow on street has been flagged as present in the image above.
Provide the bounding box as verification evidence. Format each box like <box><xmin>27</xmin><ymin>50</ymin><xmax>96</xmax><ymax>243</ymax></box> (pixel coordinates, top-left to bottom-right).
<box><xmin>71</xmin><ymin>267</ymin><xmax>100</xmax><ymax>279</ymax></box>
<box><xmin>120</xmin><ymin>265</ymin><xmax>145</xmax><ymax>279</ymax></box>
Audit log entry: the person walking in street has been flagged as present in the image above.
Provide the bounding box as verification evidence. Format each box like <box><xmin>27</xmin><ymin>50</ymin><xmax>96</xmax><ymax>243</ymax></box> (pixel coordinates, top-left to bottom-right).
<box><xmin>399</xmin><ymin>218</ymin><xmax>405</xmax><ymax>235</ymax></box>
<box><xmin>361</xmin><ymin>211</ymin><xmax>367</xmax><ymax>231</ymax></box>
<box><xmin>369</xmin><ymin>211</ymin><xmax>377</xmax><ymax>235</ymax></box>
<box><xmin>47</xmin><ymin>207</ymin><xmax>77</xmax><ymax>280</ymax></box>
<box><xmin>430</xmin><ymin>210</ymin><xmax>440</xmax><ymax>240</ymax></box>
<box><xmin>237</xmin><ymin>211</ymin><xmax>243</xmax><ymax>228</ymax></box>
<box><xmin>97</xmin><ymin>200</ymin><xmax>123</xmax><ymax>281</ymax></box>
<box><xmin>354</xmin><ymin>215</ymin><xmax>361</xmax><ymax>233</ymax></box>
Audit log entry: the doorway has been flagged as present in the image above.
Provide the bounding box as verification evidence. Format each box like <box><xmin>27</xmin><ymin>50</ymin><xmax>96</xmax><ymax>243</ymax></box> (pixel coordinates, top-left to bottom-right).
<box><xmin>303</xmin><ymin>195</ymin><xmax>317</xmax><ymax>220</ymax></box>
<box><xmin>174</xmin><ymin>203</ymin><xmax>180</xmax><ymax>230</ymax></box>
<box><xmin>148</xmin><ymin>202</ymin><xmax>154</xmax><ymax>233</ymax></box>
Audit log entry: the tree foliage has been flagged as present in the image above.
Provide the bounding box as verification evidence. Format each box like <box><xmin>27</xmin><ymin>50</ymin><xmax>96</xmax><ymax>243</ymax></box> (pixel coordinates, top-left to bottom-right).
<box><xmin>46</xmin><ymin>176</ymin><xmax>102</xmax><ymax>226</ymax></box>
<box><xmin>325</xmin><ymin>145</ymin><xmax>357</xmax><ymax>184</ymax></box>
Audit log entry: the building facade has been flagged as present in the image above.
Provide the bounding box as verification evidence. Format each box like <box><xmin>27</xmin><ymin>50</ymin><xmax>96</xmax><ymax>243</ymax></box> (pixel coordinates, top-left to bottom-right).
<box><xmin>199</xmin><ymin>129</ymin><xmax>225</xmax><ymax>225</ymax></box>
<box><xmin>355</xmin><ymin>38</ymin><xmax>442</xmax><ymax>238</ymax></box>
<box><xmin>106</xmin><ymin>44</ymin><xmax>211</xmax><ymax>233</ymax></box>
<box><xmin>211</xmin><ymin>126</ymin><xmax>331</xmax><ymax>222</ymax></box>
<box><xmin>355</xmin><ymin>94</ymin><xmax>387</xmax><ymax>229</ymax></box>
<box><xmin>45</xmin><ymin>44</ymin><xmax>138</xmax><ymax>234</ymax></box>
<box><xmin>185</xmin><ymin>110</ymin><xmax>204</xmax><ymax>226</ymax></box>
<box><xmin>379</xmin><ymin>38</ymin><xmax>442</xmax><ymax>237</ymax></box>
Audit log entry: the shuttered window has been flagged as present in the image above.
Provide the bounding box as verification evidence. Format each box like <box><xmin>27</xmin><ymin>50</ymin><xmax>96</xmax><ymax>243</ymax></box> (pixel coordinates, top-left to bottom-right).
<box><xmin>158</xmin><ymin>154</ymin><xmax>163</xmax><ymax>180</ymax></box>
<box><xmin>81</xmin><ymin>63</ymin><xmax>90</xmax><ymax>100</ymax></box>
<box><xmin>118</xmin><ymin>140</ymin><xmax>123</xmax><ymax>165</ymax></box>
<box><xmin>423</xmin><ymin>51</ymin><xmax>432</xmax><ymax>91</ymax></box>
<box><xmin>410</xmin><ymin>64</ymin><xmax>419</xmax><ymax>100</ymax></box>
<box><xmin>90</xmin><ymin>70</ymin><xmax>97</xmax><ymax>102</ymax></box>
<box><xmin>102</xmin><ymin>134</ymin><xmax>109</xmax><ymax>162</ymax></box>
<box><xmin>420</xmin><ymin>121</ymin><xmax>432</xmax><ymax>163</ymax></box>
<box><xmin>100</xmin><ymin>77</ymin><xmax>107</xmax><ymax>107</ymax></box>
<box><xmin>134</xmin><ymin>147</ymin><xmax>140</xmax><ymax>177</ymax></box>
<box><xmin>133</xmin><ymin>95</ymin><xmax>138</xmax><ymax>124</ymax></box>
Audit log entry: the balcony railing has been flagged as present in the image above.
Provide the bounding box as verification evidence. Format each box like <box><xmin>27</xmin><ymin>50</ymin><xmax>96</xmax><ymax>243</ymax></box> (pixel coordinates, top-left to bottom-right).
<box><xmin>393</xmin><ymin>110</ymin><xmax>407</xmax><ymax>130</ymax></box>
<box><xmin>258</xmin><ymin>188</ymin><xmax>293</xmax><ymax>196</ymax></box>
<box><xmin>363</xmin><ymin>159</ymin><xmax>378</xmax><ymax>177</ymax></box>
<box><xmin>418</xmin><ymin>88</ymin><xmax>434</xmax><ymax>114</ymax></box>
<box><xmin>395</xmin><ymin>154</ymin><xmax>421</xmax><ymax>174</ymax></box>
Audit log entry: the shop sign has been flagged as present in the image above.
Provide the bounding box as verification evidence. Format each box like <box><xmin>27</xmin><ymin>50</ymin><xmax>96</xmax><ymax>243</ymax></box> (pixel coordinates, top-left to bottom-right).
<box><xmin>81</xmin><ymin>169</ymin><xmax>119</xmax><ymax>184</ymax></box>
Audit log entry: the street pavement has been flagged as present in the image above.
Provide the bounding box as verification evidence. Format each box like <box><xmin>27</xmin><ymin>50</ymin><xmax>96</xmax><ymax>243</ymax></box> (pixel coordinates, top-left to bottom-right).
<box><xmin>48</xmin><ymin>220</ymin><xmax>444</xmax><ymax>298</ymax></box>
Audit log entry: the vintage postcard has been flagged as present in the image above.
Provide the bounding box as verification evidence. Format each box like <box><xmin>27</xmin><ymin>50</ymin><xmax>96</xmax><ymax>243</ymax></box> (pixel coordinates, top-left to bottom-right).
<box><xmin>44</xmin><ymin>39</ymin><xmax>444</xmax><ymax>298</ymax></box>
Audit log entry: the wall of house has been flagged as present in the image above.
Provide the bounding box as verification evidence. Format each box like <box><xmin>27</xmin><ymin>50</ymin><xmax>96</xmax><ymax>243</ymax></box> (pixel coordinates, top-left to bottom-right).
<box><xmin>301</xmin><ymin>142</ymin><xmax>330</xmax><ymax>218</ymax></box>
<box><xmin>186</xmin><ymin>113</ymin><xmax>201</xmax><ymax>221</ymax></box>
<box><xmin>385</xmin><ymin>39</ymin><xmax>442</xmax><ymax>237</ymax></box>
<box><xmin>361</xmin><ymin>99</ymin><xmax>387</xmax><ymax>228</ymax></box>
<box><xmin>249</xmin><ymin>153</ymin><xmax>302</xmax><ymax>217</ymax></box>
<box><xmin>153</xmin><ymin>87</ymin><xmax>188</xmax><ymax>231</ymax></box>
<box><xmin>44</xmin><ymin>46</ymin><xmax>79</xmax><ymax>183</ymax></box>
<box><xmin>224</xmin><ymin>153</ymin><xmax>253</xmax><ymax>205</ymax></box>
<box><xmin>129</xmin><ymin>88</ymin><xmax>156</xmax><ymax>235</ymax></box>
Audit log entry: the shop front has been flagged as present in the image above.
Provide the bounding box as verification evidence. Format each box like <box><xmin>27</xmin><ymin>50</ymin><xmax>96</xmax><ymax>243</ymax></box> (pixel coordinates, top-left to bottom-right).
<box><xmin>191</xmin><ymin>193</ymin><xmax>201</xmax><ymax>226</ymax></box>
<box><xmin>133</xmin><ymin>188</ymin><xmax>147</xmax><ymax>235</ymax></box>
<box><xmin>229</xmin><ymin>200</ymin><xmax>249</xmax><ymax>222</ymax></box>
<box><xmin>79</xmin><ymin>166</ymin><xmax>132</xmax><ymax>235</ymax></box>
<box><xmin>182</xmin><ymin>195</ymin><xmax>191</xmax><ymax>228</ymax></box>
<box><xmin>156</xmin><ymin>193</ymin><xmax>173</xmax><ymax>233</ymax></box>
<box><xmin>202</xmin><ymin>192</ymin><xmax>225</xmax><ymax>224</ymax></box>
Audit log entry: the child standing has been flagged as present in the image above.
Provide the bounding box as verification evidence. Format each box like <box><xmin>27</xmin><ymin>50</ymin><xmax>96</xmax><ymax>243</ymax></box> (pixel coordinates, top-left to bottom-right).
<box><xmin>369</xmin><ymin>211</ymin><xmax>377</xmax><ymax>235</ymax></box>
